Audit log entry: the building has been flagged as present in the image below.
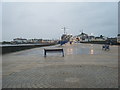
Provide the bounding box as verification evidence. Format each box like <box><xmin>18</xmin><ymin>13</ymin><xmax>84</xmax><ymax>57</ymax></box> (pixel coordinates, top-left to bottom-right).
<box><xmin>27</xmin><ymin>39</ymin><xmax>42</xmax><ymax>43</ymax></box>
<box><xmin>13</xmin><ymin>38</ymin><xmax>27</xmax><ymax>44</ymax></box>
<box><xmin>90</xmin><ymin>35</ymin><xmax>107</xmax><ymax>41</ymax></box>
<box><xmin>61</xmin><ymin>34</ymin><xmax>72</xmax><ymax>41</ymax></box>
<box><xmin>93</xmin><ymin>37</ymin><xmax>106</xmax><ymax>41</ymax></box>
<box><xmin>88</xmin><ymin>36</ymin><xmax>95</xmax><ymax>41</ymax></box>
<box><xmin>107</xmin><ymin>37</ymin><xmax>117</xmax><ymax>45</ymax></box>
<box><xmin>42</xmin><ymin>39</ymin><xmax>55</xmax><ymax>43</ymax></box>
<box><xmin>77</xmin><ymin>32</ymin><xmax>89</xmax><ymax>42</ymax></box>
<box><xmin>73</xmin><ymin>33</ymin><xmax>107</xmax><ymax>42</ymax></box>
<box><xmin>117</xmin><ymin>34</ymin><xmax>120</xmax><ymax>43</ymax></box>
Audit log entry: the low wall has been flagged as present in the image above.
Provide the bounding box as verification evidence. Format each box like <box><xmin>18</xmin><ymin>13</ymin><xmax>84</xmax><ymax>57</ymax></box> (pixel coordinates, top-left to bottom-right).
<box><xmin>1</xmin><ymin>43</ymin><xmax>56</xmax><ymax>54</ymax></box>
<box><xmin>80</xmin><ymin>41</ymin><xmax>118</xmax><ymax>45</ymax></box>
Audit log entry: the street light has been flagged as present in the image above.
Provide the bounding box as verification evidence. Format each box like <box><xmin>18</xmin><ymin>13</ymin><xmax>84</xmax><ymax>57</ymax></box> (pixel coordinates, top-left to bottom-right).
<box><xmin>61</xmin><ymin>27</ymin><xmax>69</xmax><ymax>34</ymax></box>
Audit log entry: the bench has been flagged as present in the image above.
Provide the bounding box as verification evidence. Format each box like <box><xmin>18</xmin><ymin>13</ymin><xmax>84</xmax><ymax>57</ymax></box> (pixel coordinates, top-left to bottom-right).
<box><xmin>44</xmin><ymin>48</ymin><xmax>64</xmax><ymax>57</ymax></box>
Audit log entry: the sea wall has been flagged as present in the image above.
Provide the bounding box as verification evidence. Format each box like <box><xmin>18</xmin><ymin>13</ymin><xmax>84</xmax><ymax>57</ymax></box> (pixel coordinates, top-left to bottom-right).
<box><xmin>80</xmin><ymin>41</ymin><xmax>118</xmax><ymax>45</ymax></box>
<box><xmin>1</xmin><ymin>43</ymin><xmax>56</xmax><ymax>54</ymax></box>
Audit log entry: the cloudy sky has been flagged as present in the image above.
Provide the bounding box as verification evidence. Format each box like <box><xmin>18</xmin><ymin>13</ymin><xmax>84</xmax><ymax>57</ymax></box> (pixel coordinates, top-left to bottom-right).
<box><xmin>2</xmin><ymin>2</ymin><xmax>118</xmax><ymax>41</ymax></box>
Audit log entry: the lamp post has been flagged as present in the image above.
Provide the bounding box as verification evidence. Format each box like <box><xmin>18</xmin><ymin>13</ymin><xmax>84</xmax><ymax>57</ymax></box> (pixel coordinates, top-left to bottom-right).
<box><xmin>61</xmin><ymin>27</ymin><xmax>69</xmax><ymax>34</ymax></box>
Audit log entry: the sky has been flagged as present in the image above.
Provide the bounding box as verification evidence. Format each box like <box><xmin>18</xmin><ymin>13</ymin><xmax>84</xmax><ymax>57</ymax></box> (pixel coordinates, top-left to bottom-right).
<box><xmin>2</xmin><ymin>2</ymin><xmax>118</xmax><ymax>41</ymax></box>
<box><xmin>0</xmin><ymin>2</ymin><xmax>2</xmax><ymax>42</ymax></box>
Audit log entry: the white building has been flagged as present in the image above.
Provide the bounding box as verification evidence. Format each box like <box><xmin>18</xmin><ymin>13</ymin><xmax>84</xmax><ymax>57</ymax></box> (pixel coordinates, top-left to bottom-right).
<box><xmin>13</xmin><ymin>38</ymin><xmax>27</xmax><ymax>43</ymax></box>
<box><xmin>77</xmin><ymin>32</ymin><xmax>89</xmax><ymax>42</ymax></box>
<box><xmin>74</xmin><ymin>33</ymin><xmax>107</xmax><ymax>42</ymax></box>
<box><xmin>88</xmin><ymin>36</ymin><xmax>95</xmax><ymax>41</ymax></box>
<box><xmin>27</xmin><ymin>39</ymin><xmax>43</xmax><ymax>43</ymax></box>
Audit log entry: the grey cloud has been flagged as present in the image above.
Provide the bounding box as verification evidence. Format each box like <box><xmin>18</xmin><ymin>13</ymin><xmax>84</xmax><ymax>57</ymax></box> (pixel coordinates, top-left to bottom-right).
<box><xmin>2</xmin><ymin>2</ymin><xmax>118</xmax><ymax>41</ymax></box>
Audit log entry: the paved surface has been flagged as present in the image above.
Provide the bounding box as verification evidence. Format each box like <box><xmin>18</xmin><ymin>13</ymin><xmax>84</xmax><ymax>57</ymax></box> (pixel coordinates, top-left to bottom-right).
<box><xmin>3</xmin><ymin>65</ymin><xmax>118</xmax><ymax>88</ymax></box>
<box><xmin>2</xmin><ymin>43</ymin><xmax>118</xmax><ymax>88</ymax></box>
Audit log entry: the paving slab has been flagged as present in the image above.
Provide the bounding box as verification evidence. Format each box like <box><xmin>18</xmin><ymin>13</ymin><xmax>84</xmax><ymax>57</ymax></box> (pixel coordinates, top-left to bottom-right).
<box><xmin>2</xmin><ymin>43</ymin><xmax>118</xmax><ymax>88</ymax></box>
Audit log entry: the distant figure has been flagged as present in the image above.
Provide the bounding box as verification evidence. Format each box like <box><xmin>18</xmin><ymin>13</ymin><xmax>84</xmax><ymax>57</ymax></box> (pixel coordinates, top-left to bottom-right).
<box><xmin>70</xmin><ymin>41</ymin><xmax>72</xmax><ymax>44</ymax></box>
<box><xmin>102</xmin><ymin>44</ymin><xmax>110</xmax><ymax>51</ymax></box>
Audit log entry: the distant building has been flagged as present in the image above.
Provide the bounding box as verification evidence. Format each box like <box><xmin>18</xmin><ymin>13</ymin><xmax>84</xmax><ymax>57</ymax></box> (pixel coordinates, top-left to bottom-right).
<box><xmin>13</xmin><ymin>38</ymin><xmax>55</xmax><ymax>44</ymax></box>
<box><xmin>88</xmin><ymin>36</ymin><xmax>95</xmax><ymax>41</ymax></box>
<box><xmin>27</xmin><ymin>39</ymin><xmax>42</xmax><ymax>43</ymax></box>
<box><xmin>13</xmin><ymin>38</ymin><xmax>27</xmax><ymax>44</ymax></box>
<box><xmin>42</xmin><ymin>39</ymin><xmax>54</xmax><ymax>43</ymax></box>
<box><xmin>77</xmin><ymin>32</ymin><xmax>89</xmax><ymax>42</ymax></box>
<box><xmin>69</xmin><ymin>36</ymin><xmax>79</xmax><ymax>42</ymax></box>
<box><xmin>107</xmin><ymin>37</ymin><xmax>117</xmax><ymax>45</ymax></box>
<box><xmin>74</xmin><ymin>33</ymin><xmax>107</xmax><ymax>42</ymax></box>
<box><xmin>94</xmin><ymin>37</ymin><xmax>106</xmax><ymax>41</ymax></box>
<box><xmin>90</xmin><ymin>35</ymin><xmax>107</xmax><ymax>41</ymax></box>
<box><xmin>61</xmin><ymin>34</ymin><xmax>72</xmax><ymax>41</ymax></box>
<box><xmin>117</xmin><ymin>34</ymin><xmax>120</xmax><ymax>43</ymax></box>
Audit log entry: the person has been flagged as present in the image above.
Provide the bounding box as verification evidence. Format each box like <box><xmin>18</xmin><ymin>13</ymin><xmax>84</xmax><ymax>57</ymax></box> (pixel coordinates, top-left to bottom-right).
<box><xmin>70</xmin><ymin>41</ymin><xmax>72</xmax><ymax>44</ymax></box>
<box><xmin>105</xmin><ymin>44</ymin><xmax>110</xmax><ymax>50</ymax></box>
<box><xmin>102</xmin><ymin>43</ymin><xmax>110</xmax><ymax>50</ymax></box>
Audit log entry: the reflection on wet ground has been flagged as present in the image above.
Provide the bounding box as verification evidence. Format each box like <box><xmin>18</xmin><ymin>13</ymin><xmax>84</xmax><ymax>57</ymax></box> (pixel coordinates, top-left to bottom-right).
<box><xmin>66</xmin><ymin>46</ymin><xmax>91</xmax><ymax>55</ymax></box>
<box><xmin>64</xmin><ymin>44</ymin><xmax>103</xmax><ymax>55</ymax></box>
<box><xmin>13</xmin><ymin>43</ymin><xmax>103</xmax><ymax>57</ymax></box>
<box><xmin>4</xmin><ymin>43</ymin><xmax>117</xmax><ymax>67</ymax></box>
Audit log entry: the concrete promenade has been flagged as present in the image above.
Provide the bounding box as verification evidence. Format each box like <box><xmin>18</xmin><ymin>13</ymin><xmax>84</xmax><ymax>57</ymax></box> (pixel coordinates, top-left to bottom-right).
<box><xmin>2</xmin><ymin>43</ymin><xmax>118</xmax><ymax>88</ymax></box>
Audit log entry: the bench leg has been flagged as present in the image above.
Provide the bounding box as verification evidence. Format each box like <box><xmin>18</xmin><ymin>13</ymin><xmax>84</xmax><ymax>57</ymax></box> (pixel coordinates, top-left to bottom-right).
<box><xmin>44</xmin><ymin>51</ymin><xmax>46</xmax><ymax>57</ymax></box>
<box><xmin>62</xmin><ymin>50</ymin><xmax>64</xmax><ymax>57</ymax></box>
